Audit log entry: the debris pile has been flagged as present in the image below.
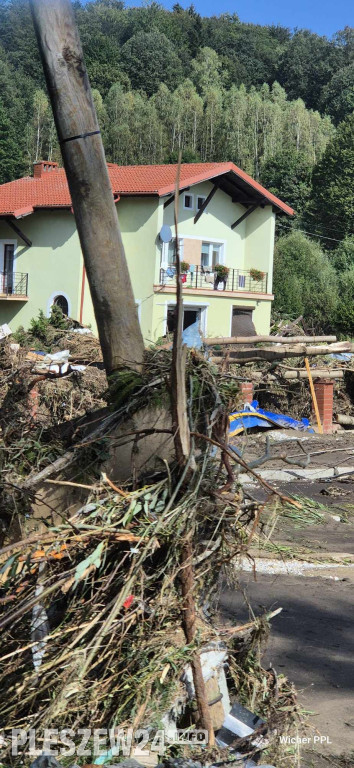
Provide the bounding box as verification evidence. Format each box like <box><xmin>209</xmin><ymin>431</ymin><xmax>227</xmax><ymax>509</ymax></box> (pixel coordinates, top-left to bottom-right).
<box><xmin>0</xmin><ymin>318</ymin><xmax>302</xmax><ymax>767</ymax></box>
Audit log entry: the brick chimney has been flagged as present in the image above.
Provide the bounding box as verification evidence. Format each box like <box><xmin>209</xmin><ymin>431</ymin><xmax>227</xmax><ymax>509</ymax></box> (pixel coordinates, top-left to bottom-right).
<box><xmin>33</xmin><ymin>160</ymin><xmax>59</xmax><ymax>178</ymax></box>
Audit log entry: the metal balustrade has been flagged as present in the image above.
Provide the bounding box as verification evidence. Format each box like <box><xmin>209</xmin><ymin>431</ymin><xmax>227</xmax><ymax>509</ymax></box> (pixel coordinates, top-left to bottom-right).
<box><xmin>0</xmin><ymin>272</ymin><xmax>28</xmax><ymax>297</ymax></box>
<box><xmin>159</xmin><ymin>266</ymin><xmax>268</xmax><ymax>293</ymax></box>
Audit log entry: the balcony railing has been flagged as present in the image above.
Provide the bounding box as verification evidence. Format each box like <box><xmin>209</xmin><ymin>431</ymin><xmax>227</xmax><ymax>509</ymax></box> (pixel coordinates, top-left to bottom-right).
<box><xmin>0</xmin><ymin>272</ymin><xmax>28</xmax><ymax>297</ymax></box>
<box><xmin>159</xmin><ymin>266</ymin><xmax>268</xmax><ymax>294</ymax></box>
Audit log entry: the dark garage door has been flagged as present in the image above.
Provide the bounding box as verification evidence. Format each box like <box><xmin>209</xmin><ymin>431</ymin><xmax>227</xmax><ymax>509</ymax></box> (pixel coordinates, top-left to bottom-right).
<box><xmin>231</xmin><ymin>307</ymin><xmax>256</xmax><ymax>336</ymax></box>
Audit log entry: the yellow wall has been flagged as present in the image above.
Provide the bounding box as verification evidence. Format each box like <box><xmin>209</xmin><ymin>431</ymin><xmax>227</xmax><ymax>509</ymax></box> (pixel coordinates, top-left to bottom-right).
<box><xmin>244</xmin><ymin>206</ymin><xmax>276</xmax><ymax>293</ymax></box>
<box><xmin>80</xmin><ymin>196</ymin><xmax>160</xmax><ymax>343</ymax></box>
<box><xmin>162</xmin><ymin>182</ymin><xmax>247</xmax><ymax>272</ymax></box>
<box><xmin>151</xmin><ymin>292</ymin><xmax>272</xmax><ymax>340</ymax></box>
<box><xmin>0</xmin><ymin>211</ymin><xmax>81</xmax><ymax>330</ymax></box>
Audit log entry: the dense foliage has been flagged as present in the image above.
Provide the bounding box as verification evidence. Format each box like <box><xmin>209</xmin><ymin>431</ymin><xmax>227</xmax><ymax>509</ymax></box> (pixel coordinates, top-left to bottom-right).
<box><xmin>0</xmin><ymin>0</ymin><xmax>353</xmax><ymax>332</ymax></box>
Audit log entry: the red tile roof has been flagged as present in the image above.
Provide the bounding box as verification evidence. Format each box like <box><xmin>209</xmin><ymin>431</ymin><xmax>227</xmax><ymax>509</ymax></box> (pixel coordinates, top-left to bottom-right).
<box><xmin>0</xmin><ymin>161</ymin><xmax>294</xmax><ymax>217</ymax></box>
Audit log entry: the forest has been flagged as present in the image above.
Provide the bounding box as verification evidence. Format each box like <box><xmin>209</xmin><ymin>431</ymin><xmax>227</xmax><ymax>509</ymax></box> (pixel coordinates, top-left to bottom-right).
<box><xmin>0</xmin><ymin>0</ymin><xmax>353</xmax><ymax>333</ymax></box>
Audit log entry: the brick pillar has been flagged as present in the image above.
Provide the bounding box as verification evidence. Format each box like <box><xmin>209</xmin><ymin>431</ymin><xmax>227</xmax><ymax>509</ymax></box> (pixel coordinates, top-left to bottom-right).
<box><xmin>240</xmin><ymin>381</ymin><xmax>254</xmax><ymax>405</ymax></box>
<box><xmin>313</xmin><ymin>378</ymin><xmax>334</xmax><ymax>434</ymax></box>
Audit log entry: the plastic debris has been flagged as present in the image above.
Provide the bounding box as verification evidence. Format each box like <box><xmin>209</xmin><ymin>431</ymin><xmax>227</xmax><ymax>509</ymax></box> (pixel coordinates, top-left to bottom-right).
<box><xmin>330</xmin><ymin>352</ymin><xmax>352</xmax><ymax>362</ymax></box>
<box><xmin>229</xmin><ymin>400</ymin><xmax>314</xmax><ymax>437</ymax></box>
<box><xmin>30</xmin><ymin>349</ymin><xmax>87</xmax><ymax>376</ymax></box>
<box><xmin>182</xmin><ymin>320</ymin><xmax>203</xmax><ymax>349</ymax></box>
<box><xmin>0</xmin><ymin>323</ymin><xmax>12</xmax><ymax>340</ymax></box>
<box><xmin>72</xmin><ymin>327</ymin><xmax>93</xmax><ymax>335</ymax></box>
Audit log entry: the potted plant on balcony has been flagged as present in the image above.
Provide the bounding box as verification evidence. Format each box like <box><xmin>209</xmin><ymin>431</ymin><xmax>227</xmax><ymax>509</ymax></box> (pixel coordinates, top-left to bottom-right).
<box><xmin>179</xmin><ymin>261</ymin><xmax>190</xmax><ymax>283</ymax></box>
<box><xmin>214</xmin><ymin>263</ymin><xmax>229</xmax><ymax>290</ymax></box>
<box><xmin>250</xmin><ymin>268</ymin><xmax>265</xmax><ymax>282</ymax></box>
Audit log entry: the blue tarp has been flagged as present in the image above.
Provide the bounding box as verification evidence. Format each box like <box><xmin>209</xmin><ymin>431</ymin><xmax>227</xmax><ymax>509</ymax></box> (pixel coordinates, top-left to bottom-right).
<box><xmin>229</xmin><ymin>400</ymin><xmax>314</xmax><ymax>436</ymax></box>
<box><xmin>182</xmin><ymin>320</ymin><xmax>203</xmax><ymax>349</ymax></box>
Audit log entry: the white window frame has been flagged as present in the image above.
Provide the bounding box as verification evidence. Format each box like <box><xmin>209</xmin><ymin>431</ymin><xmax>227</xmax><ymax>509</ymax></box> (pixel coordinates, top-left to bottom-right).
<box><xmin>183</xmin><ymin>193</ymin><xmax>194</xmax><ymax>211</ymax></box>
<box><xmin>161</xmin><ymin>238</ymin><xmax>184</xmax><ymax>268</ymax></box>
<box><xmin>47</xmin><ymin>291</ymin><xmax>71</xmax><ymax>318</ymax></box>
<box><xmin>197</xmin><ymin>195</ymin><xmax>206</xmax><ymax>211</ymax></box>
<box><xmin>164</xmin><ymin>301</ymin><xmax>209</xmax><ymax>336</ymax></box>
<box><xmin>201</xmin><ymin>240</ymin><xmax>225</xmax><ymax>268</ymax></box>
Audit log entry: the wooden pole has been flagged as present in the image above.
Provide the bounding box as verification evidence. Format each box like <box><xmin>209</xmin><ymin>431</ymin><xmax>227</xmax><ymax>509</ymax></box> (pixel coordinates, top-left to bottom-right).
<box><xmin>29</xmin><ymin>0</ymin><xmax>144</xmax><ymax>376</ymax></box>
<box><xmin>304</xmin><ymin>357</ymin><xmax>323</xmax><ymax>434</ymax></box>
<box><xmin>170</xmin><ymin>157</ymin><xmax>192</xmax><ymax>467</ymax></box>
<box><xmin>180</xmin><ymin>540</ymin><xmax>215</xmax><ymax>745</ymax></box>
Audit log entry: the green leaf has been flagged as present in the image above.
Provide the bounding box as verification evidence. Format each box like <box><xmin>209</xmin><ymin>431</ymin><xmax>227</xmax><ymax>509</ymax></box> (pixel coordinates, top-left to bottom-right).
<box><xmin>74</xmin><ymin>541</ymin><xmax>104</xmax><ymax>584</ymax></box>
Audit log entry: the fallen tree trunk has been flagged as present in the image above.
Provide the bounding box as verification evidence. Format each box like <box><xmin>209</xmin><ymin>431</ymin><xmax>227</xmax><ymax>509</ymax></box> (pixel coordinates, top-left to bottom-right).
<box><xmin>215</xmin><ymin>369</ymin><xmax>344</xmax><ymax>380</ymax></box>
<box><xmin>334</xmin><ymin>414</ymin><xmax>354</xmax><ymax>426</ymax></box>
<box><xmin>211</xmin><ymin>341</ymin><xmax>351</xmax><ymax>364</ymax></box>
<box><xmin>205</xmin><ymin>335</ymin><xmax>337</xmax><ymax>346</ymax></box>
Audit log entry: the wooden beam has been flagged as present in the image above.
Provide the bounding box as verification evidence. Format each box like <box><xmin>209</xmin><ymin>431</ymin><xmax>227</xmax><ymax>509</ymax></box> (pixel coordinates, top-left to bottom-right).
<box><xmin>5</xmin><ymin>217</ymin><xmax>32</xmax><ymax>247</ymax></box>
<box><xmin>163</xmin><ymin>187</ymin><xmax>190</xmax><ymax>209</ymax></box>
<box><xmin>194</xmin><ymin>183</ymin><xmax>218</xmax><ymax>224</ymax></box>
<box><xmin>232</xmin><ymin>198</ymin><xmax>267</xmax><ymax>206</ymax></box>
<box><xmin>231</xmin><ymin>204</ymin><xmax>257</xmax><ymax>230</ymax></box>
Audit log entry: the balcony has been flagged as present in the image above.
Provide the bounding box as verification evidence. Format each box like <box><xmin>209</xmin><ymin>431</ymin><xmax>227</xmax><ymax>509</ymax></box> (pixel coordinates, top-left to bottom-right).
<box><xmin>0</xmin><ymin>272</ymin><xmax>28</xmax><ymax>299</ymax></box>
<box><xmin>159</xmin><ymin>266</ymin><xmax>268</xmax><ymax>294</ymax></box>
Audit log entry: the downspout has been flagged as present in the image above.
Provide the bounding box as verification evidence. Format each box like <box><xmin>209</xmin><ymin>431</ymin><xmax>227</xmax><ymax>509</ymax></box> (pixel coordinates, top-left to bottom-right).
<box><xmin>79</xmin><ymin>264</ymin><xmax>86</xmax><ymax>325</ymax></box>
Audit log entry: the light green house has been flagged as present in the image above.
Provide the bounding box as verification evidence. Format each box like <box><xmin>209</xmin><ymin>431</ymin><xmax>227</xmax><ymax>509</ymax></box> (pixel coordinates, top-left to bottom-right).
<box><xmin>0</xmin><ymin>161</ymin><xmax>293</xmax><ymax>341</ymax></box>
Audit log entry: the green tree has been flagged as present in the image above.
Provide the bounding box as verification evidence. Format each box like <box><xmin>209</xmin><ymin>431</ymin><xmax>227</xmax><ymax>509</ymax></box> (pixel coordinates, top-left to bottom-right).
<box><xmin>260</xmin><ymin>150</ymin><xmax>312</xmax><ymax>216</ymax></box>
<box><xmin>309</xmin><ymin>112</ymin><xmax>354</xmax><ymax>244</ymax></box>
<box><xmin>277</xmin><ymin>30</ymin><xmax>341</xmax><ymax>111</ymax></box>
<box><xmin>0</xmin><ymin>98</ymin><xmax>25</xmax><ymax>183</ymax></box>
<box><xmin>331</xmin><ymin>236</ymin><xmax>354</xmax><ymax>272</ymax></box>
<box><xmin>273</xmin><ymin>231</ymin><xmax>338</xmax><ymax>330</ymax></box>
<box><xmin>191</xmin><ymin>47</ymin><xmax>223</xmax><ymax>95</ymax></box>
<box><xmin>335</xmin><ymin>267</ymin><xmax>354</xmax><ymax>336</ymax></box>
<box><xmin>321</xmin><ymin>64</ymin><xmax>354</xmax><ymax>124</ymax></box>
<box><xmin>120</xmin><ymin>30</ymin><xmax>183</xmax><ymax>96</ymax></box>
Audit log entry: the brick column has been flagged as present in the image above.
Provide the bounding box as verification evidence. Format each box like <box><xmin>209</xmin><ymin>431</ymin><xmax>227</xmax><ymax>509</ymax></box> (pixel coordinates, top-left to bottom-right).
<box><xmin>240</xmin><ymin>381</ymin><xmax>254</xmax><ymax>405</ymax></box>
<box><xmin>313</xmin><ymin>379</ymin><xmax>334</xmax><ymax>434</ymax></box>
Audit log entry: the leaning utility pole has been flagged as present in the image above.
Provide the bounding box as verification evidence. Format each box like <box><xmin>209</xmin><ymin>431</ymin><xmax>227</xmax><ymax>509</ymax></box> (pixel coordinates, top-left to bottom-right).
<box><xmin>29</xmin><ymin>0</ymin><xmax>144</xmax><ymax>375</ymax></box>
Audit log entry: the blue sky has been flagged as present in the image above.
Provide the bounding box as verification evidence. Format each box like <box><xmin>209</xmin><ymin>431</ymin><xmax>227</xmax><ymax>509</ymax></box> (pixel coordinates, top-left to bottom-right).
<box><xmin>118</xmin><ymin>0</ymin><xmax>353</xmax><ymax>38</ymax></box>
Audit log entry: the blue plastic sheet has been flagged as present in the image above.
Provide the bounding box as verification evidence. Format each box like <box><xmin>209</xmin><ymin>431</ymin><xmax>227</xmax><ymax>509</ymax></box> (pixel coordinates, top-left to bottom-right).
<box><xmin>182</xmin><ymin>320</ymin><xmax>203</xmax><ymax>349</ymax></box>
<box><xmin>229</xmin><ymin>400</ymin><xmax>314</xmax><ymax>437</ymax></box>
<box><xmin>330</xmin><ymin>353</ymin><xmax>352</xmax><ymax>362</ymax></box>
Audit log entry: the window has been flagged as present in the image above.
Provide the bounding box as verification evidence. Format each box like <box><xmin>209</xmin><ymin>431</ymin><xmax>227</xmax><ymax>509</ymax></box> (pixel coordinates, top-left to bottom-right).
<box><xmin>201</xmin><ymin>241</ymin><xmax>223</xmax><ymax>268</ymax></box>
<box><xmin>183</xmin><ymin>193</ymin><xmax>194</xmax><ymax>210</ymax></box>
<box><xmin>167</xmin><ymin>238</ymin><xmax>184</xmax><ymax>265</ymax></box>
<box><xmin>167</xmin><ymin>305</ymin><xmax>207</xmax><ymax>335</ymax></box>
<box><xmin>197</xmin><ymin>196</ymin><xmax>206</xmax><ymax>211</ymax></box>
<box><xmin>167</xmin><ymin>306</ymin><xmax>199</xmax><ymax>333</ymax></box>
<box><xmin>3</xmin><ymin>244</ymin><xmax>14</xmax><ymax>293</ymax></box>
<box><xmin>53</xmin><ymin>294</ymin><xmax>69</xmax><ymax>315</ymax></box>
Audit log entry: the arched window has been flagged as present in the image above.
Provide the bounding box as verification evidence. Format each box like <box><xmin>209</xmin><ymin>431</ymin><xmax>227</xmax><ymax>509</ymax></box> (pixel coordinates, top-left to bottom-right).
<box><xmin>53</xmin><ymin>294</ymin><xmax>69</xmax><ymax>315</ymax></box>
